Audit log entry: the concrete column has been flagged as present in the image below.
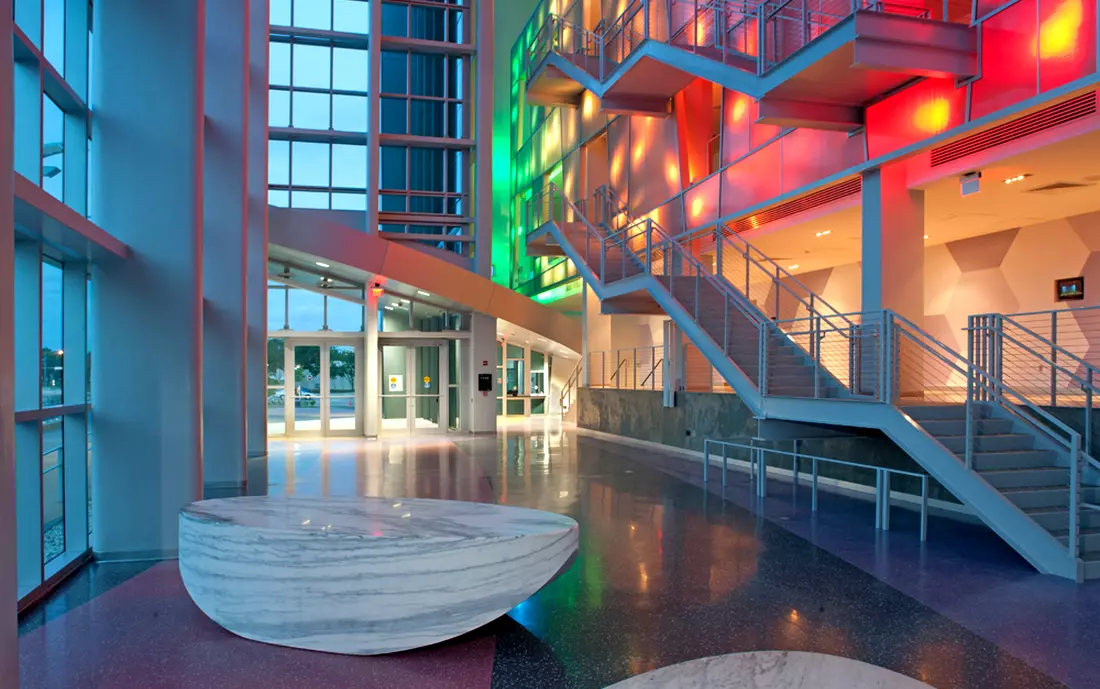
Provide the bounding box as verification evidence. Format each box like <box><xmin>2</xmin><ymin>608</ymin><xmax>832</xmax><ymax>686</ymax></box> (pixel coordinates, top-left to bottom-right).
<box><xmin>203</xmin><ymin>0</ymin><xmax>249</xmax><ymax>490</ymax></box>
<box><xmin>474</xmin><ymin>0</ymin><xmax>494</xmax><ymax>278</ymax></box>
<box><xmin>364</xmin><ymin>292</ymin><xmax>379</xmax><ymax>437</ymax></box>
<box><xmin>583</xmin><ymin>283</ymin><xmax>610</xmax><ymax>385</ymax></box>
<box><xmin>246</xmin><ymin>0</ymin><xmax>270</xmax><ymax>459</ymax></box>
<box><xmin>0</xmin><ymin>0</ymin><xmax>15</xmax><ymax>670</ymax></box>
<box><xmin>89</xmin><ymin>0</ymin><xmax>205</xmax><ymax>559</ymax></box>
<box><xmin>861</xmin><ymin>165</ymin><xmax>925</xmax><ymax>398</ymax></box>
<box><xmin>467</xmin><ymin>313</ymin><xmax>497</xmax><ymax>433</ymax></box>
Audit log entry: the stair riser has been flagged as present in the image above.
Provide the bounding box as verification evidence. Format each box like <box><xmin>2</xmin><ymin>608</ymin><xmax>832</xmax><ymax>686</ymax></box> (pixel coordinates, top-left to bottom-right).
<box><xmin>1005</xmin><ymin>490</ymin><xmax>1070</xmax><ymax>510</ymax></box>
<box><xmin>1057</xmin><ymin>532</ymin><xmax>1100</xmax><ymax>553</ymax></box>
<box><xmin>922</xmin><ymin>420</ymin><xmax>1015</xmax><ymax>436</ymax></box>
<box><xmin>904</xmin><ymin>406</ymin><xmax>996</xmax><ymax>421</ymax></box>
<box><xmin>939</xmin><ymin>436</ymin><xmax>1036</xmax><ymax>453</ymax></box>
<box><xmin>1085</xmin><ymin>559</ymin><xmax>1100</xmax><ymax>580</ymax></box>
<box><xmin>981</xmin><ymin>468</ymin><xmax>1068</xmax><ymax>489</ymax></box>
<box><xmin>1029</xmin><ymin>510</ymin><xmax>1100</xmax><ymax>531</ymax></box>
<box><xmin>971</xmin><ymin>451</ymin><xmax>1059</xmax><ymax>471</ymax></box>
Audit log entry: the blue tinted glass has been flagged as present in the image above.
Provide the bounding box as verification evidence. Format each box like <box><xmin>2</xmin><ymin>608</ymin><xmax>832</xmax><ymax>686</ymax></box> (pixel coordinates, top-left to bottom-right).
<box><xmin>380</xmin><ymin>52</ymin><xmax>407</xmax><ymax>94</ymax></box>
<box><xmin>333</xmin><ymin>0</ymin><xmax>369</xmax><ymax>33</ymax></box>
<box><xmin>293</xmin><ymin>0</ymin><xmax>331</xmax><ymax>30</ymax></box>
<box><xmin>269</xmin><ymin>89</ymin><xmax>290</xmax><ymax>127</ymax></box>
<box><xmin>333</xmin><ymin>48</ymin><xmax>368</xmax><ymax>92</ymax></box>
<box><xmin>332</xmin><ymin>144</ymin><xmax>367</xmax><ymax>189</ymax></box>
<box><xmin>42</xmin><ymin>96</ymin><xmax>65</xmax><ymax>201</ymax></box>
<box><xmin>327</xmin><ymin>297</ymin><xmax>363</xmax><ymax>331</ymax></box>
<box><xmin>270</xmin><ymin>0</ymin><xmax>291</xmax><ymax>25</ymax></box>
<box><xmin>332</xmin><ymin>95</ymin><xmax>367</xmax><ymax>132</ymax></box>
<box><xmin>291</xmin><ymin>191</ymin><xmax>329</xmax><ymax>209</ymax></box>
<box><xmin>44</xmin><ymin>0</ymin><xmax>65</xmax><ymax>74</ymax></box>
<box><xmin>291</xmin><ymin>91</ymin><xmax>330</xmax><ymax>129</ymax></box>
<box><xmin>288</xmin><ymin>288</ymin><xmax>324</xmax><ymax>330</ymax></box>
<box><xmin>291</xmin><ymin>142</ymin><xmax>330</xmax><ymax>186</ymax></box>
<box><xmin>292</xmin><ymin>44</ymin><xmax>331</xmax><ymax>89</ymax></box>
<box><xmin>270</xmin><ymin>43</ymin><xmax>291</xmax><ymax>86</ymax></box>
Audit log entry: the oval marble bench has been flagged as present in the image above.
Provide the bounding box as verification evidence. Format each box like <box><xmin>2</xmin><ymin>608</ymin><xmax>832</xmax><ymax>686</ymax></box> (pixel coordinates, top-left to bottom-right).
<box><xmin>178</xmin><ymin>496</ymin><xmax>579</xmax><ymax>655</ymax></box>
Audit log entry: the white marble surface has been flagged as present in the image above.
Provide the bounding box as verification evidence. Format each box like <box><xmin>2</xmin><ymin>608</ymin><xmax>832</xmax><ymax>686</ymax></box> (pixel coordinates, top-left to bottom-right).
<box><xmin>178</xmin><ymin>496</ymin><xmax>578</xmax><ymax>655</ymax></box>
<box><xmin>604</xmin><ymin>651</ymin><xmax>934</xmax><ymax>689</ymax></box>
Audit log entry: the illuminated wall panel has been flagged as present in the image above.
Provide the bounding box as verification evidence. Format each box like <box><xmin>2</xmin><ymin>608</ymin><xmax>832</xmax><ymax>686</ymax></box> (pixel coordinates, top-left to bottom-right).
<box><xmin>720</xmin><ymin>142</ymin><xmax>781</xmax><ymax>218</ymax></box>
<box><xmin>608</xmin><ymin>116</ymin><xmax>630</xmax><ymax>204</ymax></box>
<box><xmin>721</xmin><ymin>90</ymin><xmax>752</xmax><ymax>166</ymax></box>
<box><xmin>971</xmin><ymin>0</ymin><xmax>1040</xmax><ymax>120</ymax></box>
<box><xmin>866</xmin><ymin>78</ymin><xmax>966</xmax><ymax>159</ymax></box>
<box><xmin>1037</xmin><ymin>0</ymin><xmax>1095</xmax><ymax>92</ymax></box>
<box><xmin>779</xmin><ymin>129</ymin><xmax>863</xmax><ymax>194</ymax></box>
<box><xmin>684</xmin><ymin>174</ymin><xmax>720</xmax><ymax>230</ymax></box>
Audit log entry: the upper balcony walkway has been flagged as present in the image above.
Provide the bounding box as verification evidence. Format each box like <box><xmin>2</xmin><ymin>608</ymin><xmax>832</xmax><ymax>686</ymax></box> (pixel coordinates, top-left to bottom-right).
<box><xmin>524</xmin><ymin>0</ymin><xmax>977</xmax><ymax>129</ymax></box>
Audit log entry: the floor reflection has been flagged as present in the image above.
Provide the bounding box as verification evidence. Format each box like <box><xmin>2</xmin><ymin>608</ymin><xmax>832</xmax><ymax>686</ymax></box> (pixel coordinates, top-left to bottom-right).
<box><xmin>266</xmin><ymin>423</ymin><xmax>1064</xmax><ymax>689</ymax></box>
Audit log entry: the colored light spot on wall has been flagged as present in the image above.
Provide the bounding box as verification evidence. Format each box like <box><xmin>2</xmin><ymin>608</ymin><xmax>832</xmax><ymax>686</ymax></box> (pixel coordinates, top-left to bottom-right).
<box><xmin>695</xmin><ymin>19</ymin><xmax>708</xmax><ymax>46</ymax></box>
<box><xmin>690</xmin><ymin>196</ymin><xmax>704</xmax><ymax>219</ymax></box>
<box><xmin>1037</xmin><ymin>0</ymin><xmax>1082</xmax><ymax>59</ymax></box>
<box><xmin>582</xmin><ymin>92</ymin><xmax>595</xmax><ymax>118</ymax></box>
<box><xmin>666</xmin><ymin>163</ymin><xmax>679</xmax><ymax>184</ymax></box>
<box><xmin>729</xmin><ymin>96</ymin><xmax>749</xmax><ymax>125</ymax></box>
<box><xmin>914</xmin><ymin>97</ymin><xmax>951</xmax><ymax>134</ymax></box>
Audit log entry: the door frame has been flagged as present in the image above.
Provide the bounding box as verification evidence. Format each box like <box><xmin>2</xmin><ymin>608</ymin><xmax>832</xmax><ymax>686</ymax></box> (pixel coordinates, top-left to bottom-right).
<box><xmin>283</xmin><ymin>337</ymin><xmax>364</xmax><ymax>438</ymax></box>
<box><xmin>379</xmin><ymin>339</ymin><xmax>450</xmax><ymax>435</ymax></box>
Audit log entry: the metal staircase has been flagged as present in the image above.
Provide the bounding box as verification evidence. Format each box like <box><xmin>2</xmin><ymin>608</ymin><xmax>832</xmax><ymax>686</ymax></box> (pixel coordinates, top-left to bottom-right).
<box><xmin>527</xmin><ymin>183</ymin><xmax>1098</xmax><ymax>581</ymax></box>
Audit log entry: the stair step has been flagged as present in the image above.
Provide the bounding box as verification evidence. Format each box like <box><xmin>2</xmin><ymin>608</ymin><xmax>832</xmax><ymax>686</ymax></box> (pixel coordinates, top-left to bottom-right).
<box><xmin>1051</xmin><ymin>527</ymin><xmax>1100</xmax><ymax>554</ymax></box>
<box><xmin>980</xmin><ymin>466</ymin><xmax>1069</xmax><ymax>489</ymax></box>
<box><xmin>999</xmin><ymin>485</ymin><xmax>1070</xmax><ymax>510</ymax></box>
<box><xmin>903</xmin><ymin>405</ymin><xmax>995</xmax><ymax>421</ymax></box>
<box><xmin>1024</xmin><ymin>507</ymin><xmax>1100</xmax><ymax>531</ymax></box>
<box><xmin>938</xmin><ymin>434</ymin><xmax>1037</xmax><ymax>454</ymax></box>
<box><xmin>919</xmin><ymin>418</ymin><xmax>1015</xmax><ymax>436</ymax></box>
<box><xmin>970</xmin><ymin>449</ymin><xmax>1060</xmax><ymax>471</ymax></box>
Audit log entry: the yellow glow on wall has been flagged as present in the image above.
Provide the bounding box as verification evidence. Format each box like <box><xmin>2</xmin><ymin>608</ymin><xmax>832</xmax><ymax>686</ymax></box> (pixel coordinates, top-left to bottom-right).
<box><xmin>666</xmin><ymin>162</ymin><xmax>679</xmax><ymax>185</ymax></box>
<box><xmin>690</xmin><ymin>196</ymin><xmax>704</xmax><ymax>219</ymax></box>
<box><xmin>1036</xmin><ymin>0</ymin><xmax>1083</xmax><ymax>59</ymax></box>
<box><xmin>729</xmin><ymin>96</ymin><xmax>749</xmax><ymax>124</ymax></box>
<box><xmin>913</xmin><ymin>97</ymin><xmax>951</xmax><ymax>134</ymax></box>
<box><xmin>582</xmin><ymin>91</ymin><xmax>596</xmax><ymax>118</ymax></box>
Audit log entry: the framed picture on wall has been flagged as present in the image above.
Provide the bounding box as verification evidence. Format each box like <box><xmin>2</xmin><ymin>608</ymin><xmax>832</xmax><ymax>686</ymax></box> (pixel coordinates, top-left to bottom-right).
<box><xmin>1055</xmin><ymin>276</ymin><xmax>1085</xmax><ymax>301</ymax></box>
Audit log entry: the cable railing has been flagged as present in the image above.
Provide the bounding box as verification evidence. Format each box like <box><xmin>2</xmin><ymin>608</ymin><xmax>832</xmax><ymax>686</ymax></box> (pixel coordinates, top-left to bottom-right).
<box><xmin>527</xmin><ymin>13</ymin><xmax>605</xmax><ymax>80</ymax></box>
<box><xmin>588</xmin><ymin>346</ymin><xmax>665</xmax><ymax>391</ymax></box>
<box><xmin>560</xmin><ymin>358</ymin><xmax>583</xmax><ymax>413</ymax></box>
<box><xmin>970</xmin><ymin>311</ymin><xmax>1100</xmax><ymax>458</ymax></box>
<box><xmin>524</xmin><ymin>0</ymin><xmax>964</xmax><ymax>86</ymax></box>
<box><xmin>768</xmin><ymin>313</ymin><xmax>878</xmax><ymax>398</ymax></box>
<box><xmin>885</xmin><ymin>310</ymin><xmax>1086</xmax><ymax>559</ymax></box>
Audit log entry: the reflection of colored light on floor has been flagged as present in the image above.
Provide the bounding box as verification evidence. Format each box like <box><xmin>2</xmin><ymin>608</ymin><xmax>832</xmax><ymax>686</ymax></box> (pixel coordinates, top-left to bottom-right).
<box><xmin>1037</xmin><ymin>0</ymin><xmax>1082</xmax><ymax>60</ymax></box>
<box><xmin>914</xmin><ymin>97</ymin><xmax>951</xmax><ymax>134</ymax></box>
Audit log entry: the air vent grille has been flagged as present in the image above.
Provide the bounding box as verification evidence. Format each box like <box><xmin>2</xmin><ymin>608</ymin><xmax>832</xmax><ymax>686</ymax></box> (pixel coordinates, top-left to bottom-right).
<box><xmin>723</xmin><ymin>177</ymin><xmax>862</xmax><ymax>235</ymax></box>
<box><xmin>930</xmin><ymin>91</ymin><xmax>1097</xmax><ymax>167</ymax></box>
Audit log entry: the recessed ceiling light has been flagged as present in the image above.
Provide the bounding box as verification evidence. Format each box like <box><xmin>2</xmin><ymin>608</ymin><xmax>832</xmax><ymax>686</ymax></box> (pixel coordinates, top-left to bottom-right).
<box><xmin>417</xmin><ymin>290</ymin><xmax>430</xmax><ymax>296</ymax></box>
<box><xmin>788</xmin><ymin>264</ymin><xmax>799</xmax><ymax>270</ymax></box>
<box><xmin>1004</xmin><ymin>174</ymin><xmax>1031</xmax><ymax>185</ymax></box>
<box><xmin>384</xmin><ymin>305</ymin><xmax>394</xmax><ymax>311</ymax></box>
<box><xmin>538</xmin><ymin>337</ymin><xmax>547</xmax><ymax>341</ymax></box>
<box><xmin>924</xmin><ymin>235</ymin><xmax>929</xmax><ymax>239</ymax></box>
<box><xmin>400</xmin><ymin>299</ymin><xmax>409</xmax><ymax>303</ymax></box>
<box><xmin>315</xmin><ymin>261</ymin><xmax>330</xmax><ymax>268</ymax></box>
<box><xmin>815</xmin><ymin>230</ymin><xmax>831</xmax><ymax>237</ymax></box>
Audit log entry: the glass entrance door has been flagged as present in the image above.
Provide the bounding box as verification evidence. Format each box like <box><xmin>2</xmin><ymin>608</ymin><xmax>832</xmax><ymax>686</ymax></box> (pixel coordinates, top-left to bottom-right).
<box><xmin>284</xmin><ymin>340</ymin><xmax>362</xmax><ymax>437</ymax></box>
<box><xmin>379</xmin><ymin>343</ymin><xmax>448</xmax><ymax>434</ymax></box>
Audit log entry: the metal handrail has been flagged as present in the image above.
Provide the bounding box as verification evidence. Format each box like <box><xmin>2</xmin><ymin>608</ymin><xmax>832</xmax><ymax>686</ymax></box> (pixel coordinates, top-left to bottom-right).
<box><xmin>559</xmin><ymin>358</ymin><xmax>583</xmax><ymax>412</ymax></box>
<box><xmin>608</xmin><ymin>358</ymin><xmax>628</xmax><ymax>383</ymax></box>
<box><xmin>887</xmin><ymin>310</ymin><xmax>1085</xmax><ymax>559</ymax></box>
<box><xmin>703</xmin><ymin>438</ymin><xmax>930</xmax><ymax>540</ymax></box>
<box><xmin>591</xmin><ymin>185</ymin><xmax>768</xmax><ymax>330</ymax></box>
<box><xmin>969</xmin><ymin>312</ymin><xmax>1098</xmax><ymax>460</ymax></box>
<box><xmin>641</xmin><ymin>358</ymin><xmax>665</xmax><ymax>388</ymax></box>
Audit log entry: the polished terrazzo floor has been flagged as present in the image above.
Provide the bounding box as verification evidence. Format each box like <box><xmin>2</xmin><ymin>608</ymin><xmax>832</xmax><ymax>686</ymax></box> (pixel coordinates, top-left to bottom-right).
<box><xmin>19</xmin><ymin>420</ymin><xmax>1098</xmax><ymax>688</ymax></box>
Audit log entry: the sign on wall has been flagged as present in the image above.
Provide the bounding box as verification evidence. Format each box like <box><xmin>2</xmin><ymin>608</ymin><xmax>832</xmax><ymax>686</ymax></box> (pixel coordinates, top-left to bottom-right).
<box><xmin>388</xmin><ymin>375</ymin><xmax>404</xmax><ymax>392</ymax></box>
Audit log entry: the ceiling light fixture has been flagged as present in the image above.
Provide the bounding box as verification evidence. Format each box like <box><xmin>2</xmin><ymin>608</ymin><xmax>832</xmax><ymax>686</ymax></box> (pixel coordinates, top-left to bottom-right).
<box><xmin>384</xmin><ymin>305</ymin><xmax>394</xmax><ymax>311</ymax></box>
<box><xmin>924</xmin><ymin>235</ymin><xmax>929</xmax><ymax>239</ymax></box>
<box><xmin>788</xmin><ymin>264</ymin><xmax>800</xmax><ymax>270</ymax></box>
<box><xmin>315</xmin><ymin>261</ymin><xmax>330</xmax><ymax>268</ymax></box>
<box><xmin>1004</xmin><ymin>174</ymin><xmax>1030</xmax><ymax>185</ymax></box>
<box><xmin>417</xmin><ymin>290</ymin><xmax>430</xmax><ymax>296</ymax></box>
<box><xmin>815</xmin><ymin>230</ymin><xmax>831</xmax><ymax>237</ymax></box>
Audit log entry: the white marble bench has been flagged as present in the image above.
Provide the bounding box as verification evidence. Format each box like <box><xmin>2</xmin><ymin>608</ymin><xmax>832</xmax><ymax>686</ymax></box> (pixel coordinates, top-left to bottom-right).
<box><xmin>178</xmin><ymin>496</ymin><xmax>578</xmax><ymax>655</ymax></box>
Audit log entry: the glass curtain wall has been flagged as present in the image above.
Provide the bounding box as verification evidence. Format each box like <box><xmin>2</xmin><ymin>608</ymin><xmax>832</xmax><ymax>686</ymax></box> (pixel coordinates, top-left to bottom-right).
<box><xmin>267</xmin><ymin>0</ymin><xmax>479</xmax><ymax>259</ymax></box>
<box><xmin>12</xmin><ymin>0</ymin><xmax>93</xmax><ymax>606</ymax></box>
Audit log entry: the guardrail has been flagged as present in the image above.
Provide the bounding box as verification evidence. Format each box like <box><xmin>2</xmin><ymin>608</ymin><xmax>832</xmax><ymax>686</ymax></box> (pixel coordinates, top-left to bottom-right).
<box><xmin>588</xmin><ymin>346</ymin><xmax>665</xmax><ymax>391</ymax></box>
<box><xmin>703</xmin><ymin>438</ymin><xmax>930</xmax><ymax>540</ymax></box>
